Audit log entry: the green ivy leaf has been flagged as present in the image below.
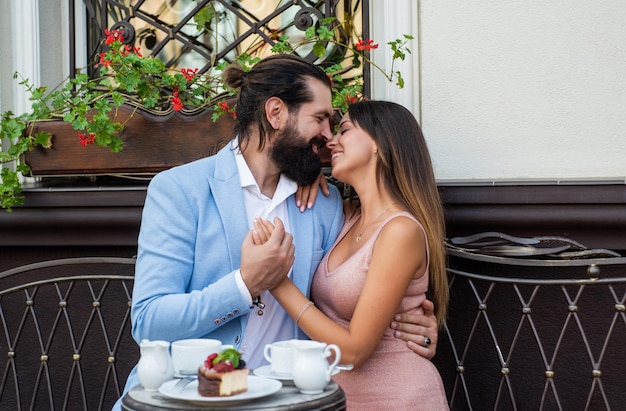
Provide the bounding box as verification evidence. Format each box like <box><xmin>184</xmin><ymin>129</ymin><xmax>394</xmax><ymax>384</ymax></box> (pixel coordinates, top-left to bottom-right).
<box><xmin>7</xmin><ymin>136</ymin><xmax>31</xmax><ymax>157</ymax></box>
<box><xmin>1</xmin><ymin>117</ymin><xmax>26</xmax><ymax>140</ymax></box>
<box><xmin>0</xmin><ymin>168</ymin><xmax>24</xmax><ymax>211</ymax></box>
<box><xmin>271</xmin><ymin>38</ymin><xmax>293</xmax><ymax>54</ymax></box>
<box><xmin>316</xmin><ymin>25</ymin><xmax>334</xmax><ymax>41</ymax></box>
<box><xmin>0</xmin><ymin>152</ymin><xmax>14</xmax><ymax>163</ymax></box>
<box><xmin>30</xmin><ymin>86</ymin><xmax>47</xmax><ymax>101</ymax></box>
<box><xmin>395</xmin><ymin>71</ymin><xmax>405</xmax><ymax>89</ymax></box>
<box><xmin>111</xmin><ymin>91</ymin><xmax>125</xmax><ymax>107</ymax></box>
<box><xmin>313</xmin><ymin>41</ymin><xmax>327</xmax><ymax>58</ymax></box>
<box><xmin>94</xmin><ymin>99</ymin><xmax>113</xmax><ymax>113</ymax></box>
<box><xmin>108</xmin><ymin>136</ymin><xmax>124</xmax><ymax>153</ymax></box>
<box><xmin>63</xmin><ymin>111</ymin><xmax>77</xmax><ymax>123</ymax></box>
<box><xmin>33</xmin><ymin>131</ymin><xmax>53</xmax><ymax>149</ymax></box>
<box><xmin>305</xmin><ymin>26</ymin><xmax>317</xmax><ymax>40</ymax></box>
<box><xmin>194</xmin><ymin>5</ymin><xmax>216</xmax><ymax>32</ymax></box>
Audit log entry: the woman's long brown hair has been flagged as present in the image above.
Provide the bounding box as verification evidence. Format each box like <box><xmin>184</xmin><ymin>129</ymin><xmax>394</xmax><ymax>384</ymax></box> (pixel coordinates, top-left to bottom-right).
<box><xmin>347</xmin><ymin>100</ymin><xmax>449</xmax><ymax>328</ymax></box>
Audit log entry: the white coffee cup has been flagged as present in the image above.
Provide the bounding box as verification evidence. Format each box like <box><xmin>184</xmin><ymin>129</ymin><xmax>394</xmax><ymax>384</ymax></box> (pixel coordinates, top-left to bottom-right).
<box><xmin>263</xmin><ymin>340</ymin><xmax>295</xmax><ymax>376</ymax></box>
<box><xmin>171</xmin><ymin>339</ymin><xmax>222</xmax><ymax>375</ymax></box>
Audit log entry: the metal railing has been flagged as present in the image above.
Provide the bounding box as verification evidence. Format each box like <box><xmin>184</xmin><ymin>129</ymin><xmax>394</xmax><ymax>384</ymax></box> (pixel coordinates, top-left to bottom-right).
<box><xmin>0</xmin><ymin>257</ymin><xmax>137</xmax><ymax>411</ymax></box>
<box><xmin>434</xmin><ymin>233</ymin><xmax>626</xmax><ymax>410</ymax></box>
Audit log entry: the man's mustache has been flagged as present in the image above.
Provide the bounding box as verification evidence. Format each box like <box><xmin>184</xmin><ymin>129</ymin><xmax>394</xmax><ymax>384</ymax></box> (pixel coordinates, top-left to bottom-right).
<box><xmin>309</xmin><ymin>137</ymin><xmax>326</xmax><ymax>150</ymax></box>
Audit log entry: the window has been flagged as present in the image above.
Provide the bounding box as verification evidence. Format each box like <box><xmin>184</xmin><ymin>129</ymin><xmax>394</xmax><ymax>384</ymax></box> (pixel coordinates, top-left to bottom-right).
<box><xmin>76</xmin><ymin>0</ymin><xmax>368</xmax><ymax>90</ymax></box>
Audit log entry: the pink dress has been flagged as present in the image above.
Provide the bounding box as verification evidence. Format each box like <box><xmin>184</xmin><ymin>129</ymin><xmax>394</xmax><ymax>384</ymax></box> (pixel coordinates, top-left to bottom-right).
<box><xmin>311</xmin><ymin>211</ymin><xmax>449</xmax><ymax>410</ymax></box>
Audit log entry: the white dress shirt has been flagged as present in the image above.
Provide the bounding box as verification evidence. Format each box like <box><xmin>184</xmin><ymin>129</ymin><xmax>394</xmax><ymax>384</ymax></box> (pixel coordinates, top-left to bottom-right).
<box><xmin>231</xmin><ymin>140</ymin><xmax>298</xmax><ymax>369</ymax></box>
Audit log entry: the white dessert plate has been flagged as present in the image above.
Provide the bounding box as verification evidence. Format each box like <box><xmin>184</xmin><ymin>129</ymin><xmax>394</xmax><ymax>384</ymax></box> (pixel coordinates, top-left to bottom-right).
<box><xmin>158</xmin><ymin>376</ymin><xmax>282</xmax><ymax>405</ymax></box>
<box><xmin>254</xmin><ymin>365</ymin><xmax>340</xmax><ymax>382</ymax></box>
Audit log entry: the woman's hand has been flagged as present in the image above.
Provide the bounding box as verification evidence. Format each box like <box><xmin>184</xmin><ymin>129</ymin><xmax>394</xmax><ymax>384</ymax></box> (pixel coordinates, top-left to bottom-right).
<box><xmin>390</xmin><ymin>299</ymin><xmax>439</xmax><ymax>359</ymax></box>
<box><xmin>251</xmin><ymin>216</ymin><xmax>276</xmax><ymax>245</ymax></box>
<box><xmin>295</xmin><ymin>173</ymin><xmax>330</xmax><ymax>212</ymax></box>
<box><xmin>240</xmin><ymin>217</ymin><xmax>295</xmax><ymax>298</ymax></box>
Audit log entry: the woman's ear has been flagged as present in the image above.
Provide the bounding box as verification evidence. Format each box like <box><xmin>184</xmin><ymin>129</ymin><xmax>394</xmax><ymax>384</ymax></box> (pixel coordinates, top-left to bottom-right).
<box><xmin>265</xmin><ymin>96</ymin><xmax>285</xmax><ymax>130</ymax></box>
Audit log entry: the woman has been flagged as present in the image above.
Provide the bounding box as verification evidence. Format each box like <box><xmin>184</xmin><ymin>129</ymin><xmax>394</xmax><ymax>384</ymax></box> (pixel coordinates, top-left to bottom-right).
<box><xmin>253</xmin><ymin>100</ymin><xmax>449</xmax><ymax>409</ymax></box>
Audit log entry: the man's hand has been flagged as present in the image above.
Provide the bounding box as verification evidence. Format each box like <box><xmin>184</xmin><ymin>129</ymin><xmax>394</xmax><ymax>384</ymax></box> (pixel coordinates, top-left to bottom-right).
<box><xmin>391</xmin><ymin>299</ymin><xmax>439</xmax><ymax>359</ymax></box>
<box><xmin>240</xmin><ymin>217</ymin><xmax>295</xmax><ymax>297</ymax></box>
<box><xmin>295</xmin><ymin>173</ymin><xmax>330</xmax><ymax>212</ymax></box>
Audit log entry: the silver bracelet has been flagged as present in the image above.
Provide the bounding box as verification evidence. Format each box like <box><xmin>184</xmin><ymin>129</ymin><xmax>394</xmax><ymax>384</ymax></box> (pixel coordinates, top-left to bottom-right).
<box><xmin>295</xmin><ymin>301</ymin><xmax>315</xmax><ymax>326</ymax></box>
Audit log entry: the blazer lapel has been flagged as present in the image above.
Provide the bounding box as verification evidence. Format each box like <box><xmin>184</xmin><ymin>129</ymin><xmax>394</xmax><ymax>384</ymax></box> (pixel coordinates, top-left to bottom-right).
<box><xmin>209</xmin><ymin>146</ymin><xmax>248</xmax><ymax>270</ymax></box>
<box><xmin>289</xmin><ymin>203</ymin><xmax>314</xmax><ymax>297</ymax></box>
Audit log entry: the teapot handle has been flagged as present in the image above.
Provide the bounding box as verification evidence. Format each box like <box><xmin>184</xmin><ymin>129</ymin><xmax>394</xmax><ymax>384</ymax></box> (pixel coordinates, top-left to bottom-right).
<box><xmin>324</xmin><ymin>344</ymin><xmax>342</xmax><ymax>379</ymax></box>
<box><xmin>156</xmin><ymin>341</ymin><xmax>173</xmax><ymax>376</ymax></box>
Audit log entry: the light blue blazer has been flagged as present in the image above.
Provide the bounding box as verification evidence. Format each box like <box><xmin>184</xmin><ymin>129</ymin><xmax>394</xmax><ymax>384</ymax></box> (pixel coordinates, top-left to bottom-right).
<box><xmin>118</xmin><ymin>143</ymin><xmax>344</xmax><ymax>403</ymax></box>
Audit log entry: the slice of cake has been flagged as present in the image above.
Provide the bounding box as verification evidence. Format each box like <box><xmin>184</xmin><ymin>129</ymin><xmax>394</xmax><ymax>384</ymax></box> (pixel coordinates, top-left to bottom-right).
<box><xmin>197</xmin><ymin>349</ymin><xmax>249</xmax><ymax>397</ymax></box>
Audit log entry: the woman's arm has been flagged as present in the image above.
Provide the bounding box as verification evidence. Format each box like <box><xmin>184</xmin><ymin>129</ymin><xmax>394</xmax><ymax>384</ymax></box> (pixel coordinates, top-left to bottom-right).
<box><xmin>271</xmin><ymin>216</ymin><xmax>427</xmax><ymax>367</ymax></box>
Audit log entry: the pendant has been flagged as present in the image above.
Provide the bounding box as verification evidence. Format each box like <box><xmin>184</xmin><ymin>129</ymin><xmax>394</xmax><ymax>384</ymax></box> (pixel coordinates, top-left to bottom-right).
<box><xmin>356</xmin><ymin>235</ymin><xmax>362</xmax><ymax>242</ymax></box>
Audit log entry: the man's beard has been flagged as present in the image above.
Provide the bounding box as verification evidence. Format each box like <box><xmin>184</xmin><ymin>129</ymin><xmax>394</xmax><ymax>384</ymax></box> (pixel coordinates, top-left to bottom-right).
<box><xmin>270</xmin><ymin>123</ymin><xmax>324</xmax><ymax>186</ymax></box>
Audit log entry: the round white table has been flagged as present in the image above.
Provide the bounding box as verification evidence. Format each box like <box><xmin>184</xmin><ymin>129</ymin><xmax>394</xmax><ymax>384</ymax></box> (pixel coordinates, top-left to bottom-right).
<box><xmin>121</xmin><ymin>381</ymin><xmax>346</xmax><ymax>410</ymax></box>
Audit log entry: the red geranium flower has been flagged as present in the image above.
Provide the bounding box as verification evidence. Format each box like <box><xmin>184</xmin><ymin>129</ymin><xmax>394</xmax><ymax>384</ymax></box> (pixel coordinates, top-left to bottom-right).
<box><xmin>97</xmin><ymin>53</ymin><xmax>112</xmax><ymax>68</ymax></box>
<box><xmin>78</xmin><ymin>132</ymin><xmax>95</xmax><ymax>147</ymax></box>
<box><xmin>171</xmin><ymin>89</ymin><xmax>183</xmax><ymax>111</ymax></box>
<box><xmin>355</xmin><ymin>39</ymin><xmax>379</xmax><ymax>51</ymax></box>
<box><xmin>104</xmin><ymin>28</ymin><xmax>124</xmax><ymax>45</ymax></box>
<box><xmin>181</xmin><ymin>68</ymin><xmax>199</xmax><ymax>82</ymax></box>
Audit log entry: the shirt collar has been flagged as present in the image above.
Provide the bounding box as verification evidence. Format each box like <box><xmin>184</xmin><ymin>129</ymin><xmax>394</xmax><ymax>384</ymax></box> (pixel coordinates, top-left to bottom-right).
<box><xmin>231</xmin><ymin>138</ymin><xmax>297</xmax><ymax>199</ymax></box>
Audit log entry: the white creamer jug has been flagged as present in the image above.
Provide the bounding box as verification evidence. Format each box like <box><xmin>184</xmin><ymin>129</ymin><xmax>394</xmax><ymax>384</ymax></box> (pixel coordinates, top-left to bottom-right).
<box><xmin>137</xmin><ymin>339</ymin><xmax>174</xmax><ymax>391</ymax></box>
<box><xmin>290</xmin><ymin>340</ymin><xmax>341</xmax><ymax>394</ymax></box>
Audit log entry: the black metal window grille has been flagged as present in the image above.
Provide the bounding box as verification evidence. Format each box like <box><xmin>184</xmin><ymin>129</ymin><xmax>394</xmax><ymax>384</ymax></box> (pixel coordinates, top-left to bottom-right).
<box><xmin>70</xmin><ymin>0</ymin><xmax>369</xmax><ymax>94</ymax></box>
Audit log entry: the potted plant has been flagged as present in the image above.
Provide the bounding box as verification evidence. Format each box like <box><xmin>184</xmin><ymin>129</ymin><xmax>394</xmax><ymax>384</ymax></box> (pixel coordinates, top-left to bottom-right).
<box><xmin>0</xmin><ymin>17</ymin><xmax>412</xmax><ymax>211</ymax></box>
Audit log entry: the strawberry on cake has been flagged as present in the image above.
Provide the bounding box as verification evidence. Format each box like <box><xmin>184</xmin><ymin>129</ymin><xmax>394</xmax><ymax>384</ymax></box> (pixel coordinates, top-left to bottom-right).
<box><xmin>197</xmin><ymin>349</ymin><xmax>249</xmax><ymax>397</ymax></box>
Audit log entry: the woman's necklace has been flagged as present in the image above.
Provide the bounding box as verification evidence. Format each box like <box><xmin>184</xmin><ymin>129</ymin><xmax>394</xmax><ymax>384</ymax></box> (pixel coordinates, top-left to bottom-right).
<box><xmin>356</xmin><ymin>203</ymin><xmax>394</xmax><ymax>242</ymax></box>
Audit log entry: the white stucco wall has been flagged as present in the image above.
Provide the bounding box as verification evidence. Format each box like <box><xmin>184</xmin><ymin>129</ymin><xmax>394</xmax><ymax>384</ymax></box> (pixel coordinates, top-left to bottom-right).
<box><xmin>372</xmin><ymin>1</ymin><xmax>626</xmax><ymax>182</ymax></box>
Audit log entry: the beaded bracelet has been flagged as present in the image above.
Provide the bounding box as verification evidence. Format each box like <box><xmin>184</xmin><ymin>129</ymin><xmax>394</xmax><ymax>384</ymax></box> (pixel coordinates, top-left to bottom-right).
<box><xmin>295</xmin><ymin>301</ymin><xmax>315</xmax><ymax>326</ymax></box>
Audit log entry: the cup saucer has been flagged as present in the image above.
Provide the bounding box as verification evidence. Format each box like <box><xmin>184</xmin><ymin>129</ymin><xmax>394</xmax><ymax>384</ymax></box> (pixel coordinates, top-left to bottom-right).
<box><xmin>253</xmin><ymin>365</ymin><xmax>293</xmax><ymax>381</ymax></box>
<box><xmin>254</xmin><ymin>365</ymin><xmax>340</xmax><ymax>384</ymax></box>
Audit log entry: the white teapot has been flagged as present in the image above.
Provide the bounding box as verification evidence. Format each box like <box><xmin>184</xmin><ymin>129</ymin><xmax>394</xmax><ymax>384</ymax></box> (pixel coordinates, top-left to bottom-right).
<box><xmin>290</xmin><ymin>340</ymin><xmax>341</xmax><ymax>394</ymax></box>
<box><xmin>136</xmin><ymin>339</ymin><xmax>174</xmax><ymax>391</ymax></box>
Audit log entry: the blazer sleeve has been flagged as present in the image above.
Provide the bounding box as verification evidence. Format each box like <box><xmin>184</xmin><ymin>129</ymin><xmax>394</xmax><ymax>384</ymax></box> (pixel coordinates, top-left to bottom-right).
<box><xmin>131</xmin><ymin>170</ymin><xmax>251</xmax><ymax>343</ymax></box>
